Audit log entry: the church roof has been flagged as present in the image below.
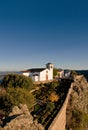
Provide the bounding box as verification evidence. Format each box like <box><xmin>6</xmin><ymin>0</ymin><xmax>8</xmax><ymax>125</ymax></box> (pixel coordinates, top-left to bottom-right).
<box><xmin>30</xmin><ymin>68</ymin><xmax>45</xmax><ymax>72</ymax></box>
<box><xmin>22</xmin><ymin>68</ymin><xmax>46</xmax><ymax>73</ymax></box>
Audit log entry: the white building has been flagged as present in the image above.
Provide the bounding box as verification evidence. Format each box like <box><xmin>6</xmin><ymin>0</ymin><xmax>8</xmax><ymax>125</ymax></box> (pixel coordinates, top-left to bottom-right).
<box><xmin>22</xmin><ymin>63</ymin><xmax>54</xmax><ymax>82</ymax></box>
<box><xmin>64</xmin><ymin>70</ymin><xmax>71</xmax><ymax>78</ymax></box>
<box><xmin>58</xmin><ymin>69</ymin><xmax>64</xmax><ymax>78</ymax></box>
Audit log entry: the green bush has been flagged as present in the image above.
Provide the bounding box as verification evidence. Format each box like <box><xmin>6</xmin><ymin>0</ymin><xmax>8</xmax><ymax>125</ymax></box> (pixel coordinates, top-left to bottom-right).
<box><xmin>46</xmin><ymin>102</ymin><xmax>55</xmax><ymax>112</ymax></box>
<box><xmin>71</xmin><ymin>109</ymin><xmax>88</xmax><ymax>129</ymax></box>
<box><xmin>1</xmin><ymin>74</ymin><xmax>33</xmax><ymax>90</ymax></box>
<box><xmin>0</xmin><ymin>87</ymin><xmax>35</xmax><ymax>116</ymax></box>
<box><xmin>53</xmin><ymin>68</ymin><xmax>58</xmax><ymax>78</ymax></box>
<box><xmin>50</xmin><ymin>81</ymin><xmax>59</xmax><ymax>89</ymax></box>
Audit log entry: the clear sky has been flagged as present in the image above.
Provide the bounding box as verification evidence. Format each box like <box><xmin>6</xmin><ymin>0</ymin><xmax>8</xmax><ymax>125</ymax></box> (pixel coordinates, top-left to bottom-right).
<box><xmin>0</xmin><ymin>0</ymin><xmax>88</xmax><ymax>71</ymax></box>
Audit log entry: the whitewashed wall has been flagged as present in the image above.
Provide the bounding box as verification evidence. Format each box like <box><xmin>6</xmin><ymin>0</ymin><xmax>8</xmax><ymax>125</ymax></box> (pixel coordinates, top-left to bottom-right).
<box><xmin>23</xmin><ymin>72</ymin><xmax>30</xmax><ymax>77</ymax></box>
<box><xmin>39</xmin><ymin>69</ymin><xmax>48</xmax><ymax>81</ymax></box>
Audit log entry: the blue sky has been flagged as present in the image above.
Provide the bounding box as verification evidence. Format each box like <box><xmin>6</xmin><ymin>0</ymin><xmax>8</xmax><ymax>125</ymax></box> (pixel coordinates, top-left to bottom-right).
<box><xmin>0</xmin><ymin>0</ymin><xmax>88</xmax><ymax>71</ymax></box>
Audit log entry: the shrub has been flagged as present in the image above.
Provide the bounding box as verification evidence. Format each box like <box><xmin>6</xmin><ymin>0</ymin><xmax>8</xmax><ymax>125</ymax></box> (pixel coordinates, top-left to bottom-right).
<box><xmin>48</xmin><ymin>92</ymin><xmax>59</xmax><ymax>102</ymax></box>
<box><xmin>1</xmin><ymin>74</ymin><xmax>33</xmax><ymax>90</ymax></box>
<box><xmin>71</xmin><ymin>109</ymin><xmax>88</xmax><ymax>129</ymax></box>
<box><xmin>0</xmin><ymin>87</ymin><xmax>35</xmax><ymax>116</ymax></box>
<box><xmin>50</xmin><ymin>81</ymin><xmax>59</xmax><ymax>89</ymax></box>
<box><xmin>53</xmin><ymin>68</ymin><xmax>58</xmax><ymax>78</ymax></box>
<box><xmin>46</xmin><ymin>102</ymin><xmax>55</xmax><ymax>112</ymax></box>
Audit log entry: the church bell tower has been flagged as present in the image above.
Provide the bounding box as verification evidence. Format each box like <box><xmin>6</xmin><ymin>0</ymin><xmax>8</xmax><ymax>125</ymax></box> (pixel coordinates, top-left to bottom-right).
<box><xmin>46</xmin><ymin>63</ymin><xmax>54</xmax><ymax>80</ymax></box>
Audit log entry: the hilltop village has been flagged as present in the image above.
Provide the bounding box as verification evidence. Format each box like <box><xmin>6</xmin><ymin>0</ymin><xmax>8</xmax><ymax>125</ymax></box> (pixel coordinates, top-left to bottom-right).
<box><xmin>0</xmin><ymin>63</ymin><xmax>88</xmax><ymax>130</ymax></box>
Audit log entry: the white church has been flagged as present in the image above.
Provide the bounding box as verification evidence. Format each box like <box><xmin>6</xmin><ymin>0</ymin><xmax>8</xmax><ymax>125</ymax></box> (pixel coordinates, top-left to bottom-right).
<box><xmin>22</xmin><ymin>63</ymin><xmax>54</xmax><ymax>82</ymax></box>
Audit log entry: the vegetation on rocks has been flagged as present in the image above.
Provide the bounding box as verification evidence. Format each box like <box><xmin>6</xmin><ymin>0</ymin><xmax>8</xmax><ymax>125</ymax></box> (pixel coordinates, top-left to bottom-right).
<box><xmin>0</xmin><ymin>87</ymin><xmax>35</xmax><ymax>116</ymax></box>
<box><xmin>66</xmin><ymin>75</ymin><xmax>88</xmax><ymax>130</ymax></box>
<box><xmin>31</xmin><ymin>80</ymin><xmax>72</xmax><ymax>128</ymax></box>
<box><xmin>0</xmin><ymin>73</ymin><xmax>80</xmax><ymax>130</ymax></box>
<box><xmin>0</xmin><ymin>74</ymin><xmax>35</xmax><ymax>118</ymax></box>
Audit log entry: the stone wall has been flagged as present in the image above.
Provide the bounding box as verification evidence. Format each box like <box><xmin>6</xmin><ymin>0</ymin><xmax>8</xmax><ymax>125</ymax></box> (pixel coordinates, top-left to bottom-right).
<box><xmin>48</xmin><ymin>83</ymin><xmax>73</xmax><ymax>130</ymax></box>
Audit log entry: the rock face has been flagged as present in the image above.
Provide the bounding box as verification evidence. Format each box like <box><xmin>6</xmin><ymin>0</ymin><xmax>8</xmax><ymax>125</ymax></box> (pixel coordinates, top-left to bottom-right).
<box><xmin>0</xmin><ymin>104</ymin><xmax>44</xmax><ymax>130</ymax></box>
<box><xmin>66</xmin><ymin>75</ymin><xmax>88</xmax><ymax>130</ymax></box>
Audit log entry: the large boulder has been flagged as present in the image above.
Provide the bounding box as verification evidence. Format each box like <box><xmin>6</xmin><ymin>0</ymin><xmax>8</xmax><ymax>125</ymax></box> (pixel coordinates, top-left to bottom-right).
<box><xmin>0</xmin><ymin>104</ymin><xmax>44</xmax><ymax>130</ymax></box>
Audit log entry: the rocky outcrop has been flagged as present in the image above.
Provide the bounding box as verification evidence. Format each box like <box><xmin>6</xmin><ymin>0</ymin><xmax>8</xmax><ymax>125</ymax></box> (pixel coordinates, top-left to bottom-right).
<box><xmin>0</xmin><ymin>104</ymin><xmax>44</xmax><ymax>130</ymax></box>
<box><xmin>0</xmin><ymin>75</ymin><xmax>88</xmax><ymax>130</ymax></box>
<box><xmin>66</xmin><ymin>75</ymin><xmax>88</xmax><ymax>129</ymax></box>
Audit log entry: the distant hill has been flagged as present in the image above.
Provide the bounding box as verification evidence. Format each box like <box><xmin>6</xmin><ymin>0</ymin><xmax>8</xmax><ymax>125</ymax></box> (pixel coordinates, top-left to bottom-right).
<box><xmin>0</xmin><ymin>71</ymin><xmax>21</xmax><ymax>77</ymax></box>
<box><xmin>76</xmin><ymin>70</ymin><xmax>88</xmax><ymax>81</ymax></box>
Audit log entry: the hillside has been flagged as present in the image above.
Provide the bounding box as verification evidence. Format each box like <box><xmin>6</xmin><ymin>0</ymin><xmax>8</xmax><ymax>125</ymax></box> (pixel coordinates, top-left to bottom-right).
<box><xmin>66</xmin><ymin>75</ymin><xmax>88</xmax><ymax>130</ymax></box>
<box><xmin>0</xmin><ymin>73</ymin><xmax>88</xmax><ymax>130</ymax></box>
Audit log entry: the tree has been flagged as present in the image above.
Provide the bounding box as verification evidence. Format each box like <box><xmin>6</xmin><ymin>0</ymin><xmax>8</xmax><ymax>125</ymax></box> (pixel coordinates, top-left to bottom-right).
<box><xmin>1</xmin><ymin>74</ymin><xmax>33</xmax><ymax>90</ymax></box>
<box><xmin>0</xmin><ymin>87</ymin><xmax>35</xmax><ymax>116</ymax></box>
<box><xmin>53</xmin><ymin>68</ymin><xmax>58</xmax><ymax>78</ymax></box>
<box><xmin>48</xmin><ymin>92</ymin><xmax>59</xmax><ymax>102</ymax></box>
